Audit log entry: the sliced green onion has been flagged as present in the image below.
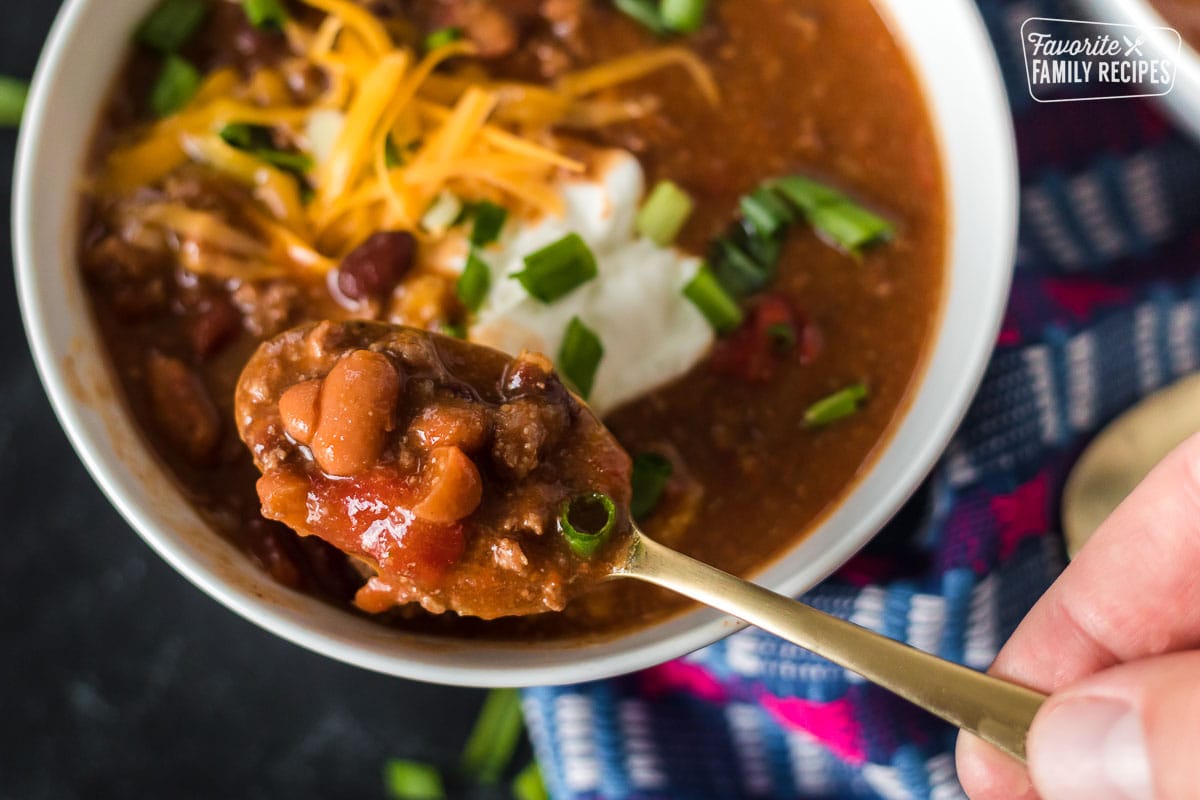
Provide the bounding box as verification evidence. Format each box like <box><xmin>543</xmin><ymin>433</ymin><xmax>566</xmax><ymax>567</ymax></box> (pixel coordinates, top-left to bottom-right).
<box><xmin>150</xmin><ymin>55</ymin><xmax>201</xmax><ymax>118</ymax></box>
<box><xmin>0</xmin><ymin>77</ymin><xmax>29</xmax><ymax>128</ymax></box>
<box><xmin>661</xmin><ymin>0</ymin><xmax>709</xmax><ymax>33</ymax></box>
<box><xmin>614</xmin><ymin>0</ymin><xmax>668</xmax><ymax>34</ymax></box>
<box><xmin>559</xmin><ymin>492</ymin><xmax>618</xmax><ymax>558</ymax></box>
<box><xmin>558</xmin><ymin>317</ymin><xmax>604</xmax><ymax>399</ymax></box>
<box><xmin>220</xmin><ymin>124</ymin><xmax>313</xmax><ymax>174</ymax></box>
<box><xmin>441</xmin><ymin>321</ymin><xmax>468</xmax><ymax>339</ymax></box>
<box><xmin>740</xmin><ymin>187</ymin><xmax>794</xmax><ymax>238</ymax></box>
<box><xmin>808</xmin><ymin>203</ymin><xmax>894</xmax><ymax>254</ymax></box>
<box><xmin>771</xmin><ymin>176</ymin><xmax>894</xmax><ymax>253</ymax></box>
<box><xmin>384</xmin><ymin>136</ymin><xmax>404</xmax><ymax>168</ymax></box>
<box><xmin>456</xmin><ymin>250</ymin><xmax>492</xmax><ymax>313</ymax></box>
<box><xmin>513</xmin><ymin>233</ymin><xmax>598</xmax><ymax>303</ymax></box>
<box><xmin>460</xmin><ymin>689</ymin><xmax>524</xmax><ymax>786</ymax></box>
<box><xmin>424</xmin><ymin>26</ymin><xmax>464</xmax><ymax>52</ymax></box>
<box><xmin>422</xmin><ymin>191</ymin><xmax>463</xmax><ymax>235</ymax></box>
<box><xmin>470</xmin><ymin>201</ymin><xmax>508</xmax><ymax>247</ymax></box>
<box><xmin>731</xmin><ymin>217</ymin><xmax>783</xmax><ymax>269</ymax></box>
<box><xmin>770</xmin><ymin>176</ymin><xmax>845</xmax><ymax>211</ymax></box>
<box><xmin>382</xmin><ymin>760</ymin><xmax>445</xmax><ymax>800</ymax></box>
<box><xmin>512</xmin><ymin>763</ymin><xmax>550</xmax><ymax>800</ymax></box>
<box><xmin>637</xmin><ymin>180</ymin><xmax>694</xmax><ymax>246</ymax></box>
<box><xmin>255</xmin><ymin>149</ymin><xmax>314</xmax><ymax>174</ymax></box>
<box><xmin>767</xmin><ymin>322</ymin><xmax>796</xmax><ymax>354</ymax></box>
<box><xmin>630</xmin><ymin>452</ymin><xmax>673</xmax><ymax>519</ymax></box>
<box><xmin>804</xmin><ymin>382</ymin><xmax>869</xmax><ymax>428</ymax></box>
<box><xmin>137</xmin><ymin>0</ymin><xmax>208</xmax><ymax>53</ymax></box>
<box><xmin>684</xmin><ymin>263</ymin><xmax>743</xmax><ymax>334</ymax></box>
<box><xmin>710</xmin><ymin>236</ymin><xmax>771</xmax><ymax>299</ymax></box>
<box><xmin>242</xmin><ymin>0</ymin><xmax>288</xmax><ymax>29</ymax></box>
<box><xmin>219</xmin><ymin>122</ymin><xmax>257</xmax><ymax>149</ymax></box>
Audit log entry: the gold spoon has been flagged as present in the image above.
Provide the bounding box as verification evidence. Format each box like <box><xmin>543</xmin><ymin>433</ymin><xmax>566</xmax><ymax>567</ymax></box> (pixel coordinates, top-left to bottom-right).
<box><xmin>612</xmin><ymin>526</ymin><xmax>1046</xmax><ymax>762</ymax></box>
<box><xmin>1062</xmin><ymin>372</ymin><xmax>1200</xmax><ymax>556</ymax></box>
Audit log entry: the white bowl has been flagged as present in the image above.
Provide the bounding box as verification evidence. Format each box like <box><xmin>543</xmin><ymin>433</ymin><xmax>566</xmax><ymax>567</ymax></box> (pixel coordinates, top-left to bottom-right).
<box><xmin>15</xmin><ymin>0</ymin><xmax>1017</xmax><ymax>687</ymax></box>
<box><xmin>1089</xmin><ymin>0</ymin><xmax>1200</xmax><ymax>141</ymax></box>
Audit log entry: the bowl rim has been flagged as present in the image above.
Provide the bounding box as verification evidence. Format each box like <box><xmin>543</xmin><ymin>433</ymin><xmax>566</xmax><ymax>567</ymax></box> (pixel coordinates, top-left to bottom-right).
<box><xmin>14</xmin><ymin>0</ymin><xmax>1018</xmax><ymax>687</ymax></box>
<box><xmin>1087</xmin><ymin>0</ymin><xmax>1200</xmax><ymax>141</ymax></box>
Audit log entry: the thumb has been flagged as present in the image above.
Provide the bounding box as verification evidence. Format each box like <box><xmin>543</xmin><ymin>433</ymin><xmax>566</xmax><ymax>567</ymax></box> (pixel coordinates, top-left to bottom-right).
<box><xmin>1027</xmin><ymin>650</ymin><xmax>1200</xmax><ymax>800</ymax></box>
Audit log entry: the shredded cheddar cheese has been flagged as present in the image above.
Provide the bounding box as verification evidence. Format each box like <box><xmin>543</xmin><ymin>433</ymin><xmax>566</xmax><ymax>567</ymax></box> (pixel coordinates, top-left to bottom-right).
<box><xmin>99</xmin><ymin>0</ymin><xmax>718</xmax><ymax>281</ymax></box>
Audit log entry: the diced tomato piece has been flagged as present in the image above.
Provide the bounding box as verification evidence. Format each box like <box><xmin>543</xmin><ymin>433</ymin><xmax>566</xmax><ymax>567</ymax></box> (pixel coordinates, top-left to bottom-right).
<box><xmin>262</xmin><ymin>467</ymin><xmax>466</xmax><ymax>588</ymax></box>
<box><xmin>710</xmin><ymin>294</ymin><xmax>820</xmax><ymax>382</ymax></box>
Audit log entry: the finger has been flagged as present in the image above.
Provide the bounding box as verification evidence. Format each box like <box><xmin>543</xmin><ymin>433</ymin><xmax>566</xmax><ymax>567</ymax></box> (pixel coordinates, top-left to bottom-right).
<box><xmin>998</xmin><ymin>430</ymin><xmax>1200</xmax><ymax>684</ymax></box>
<box><xmin>958</xmin><ymin>431</ymin><xmax>1200</xmax><ymax>798</ymax></box>
<box><xmin>1028</xmin><ymin>650</ymin><xmax>1200</xmax><ymax>800</ymax></box>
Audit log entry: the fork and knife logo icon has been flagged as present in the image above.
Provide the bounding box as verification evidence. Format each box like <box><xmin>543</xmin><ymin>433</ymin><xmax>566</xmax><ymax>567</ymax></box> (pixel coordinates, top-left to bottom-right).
<box><xmin>1124</xmin><ymin>35</ymin><xmax>1145</xmax><ymax>56</ymax></box>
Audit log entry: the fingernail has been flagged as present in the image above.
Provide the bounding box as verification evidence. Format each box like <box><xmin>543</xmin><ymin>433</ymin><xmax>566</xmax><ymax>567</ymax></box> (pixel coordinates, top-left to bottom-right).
<box><xmin>1029</xmin><ymin>697</ymin><xmax>1153</xmax><ymax>800</ymax></box>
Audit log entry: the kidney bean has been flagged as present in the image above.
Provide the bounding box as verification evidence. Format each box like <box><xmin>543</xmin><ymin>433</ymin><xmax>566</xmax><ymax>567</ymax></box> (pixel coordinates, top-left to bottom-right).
<box><xmin>278</xmin><ymin>379</ymin><xmax>323</xmax><ymax>445</ymax></box>
<box><xmin>188</xmin><ymin>293</ymin><xmax>242</xmax><ymax>360</ymax></box>
<box><xmin>413</xmin><ymin>446</ymin><xmax>483</xmax><ymax>524</ymax></box>
<box><xmin>146</xmin><ymin>352</ymin><xmax>221</xmax><ymax>465</ymax></box>
<box><xmin>336</xmin><ymin>232</ymin><xmax>416</xmax><ymax>302</ymax></box>
<box><xmin>310</xmin><ymin>351</ymin><xmax>402</xmax><ymax>476</ymax></box>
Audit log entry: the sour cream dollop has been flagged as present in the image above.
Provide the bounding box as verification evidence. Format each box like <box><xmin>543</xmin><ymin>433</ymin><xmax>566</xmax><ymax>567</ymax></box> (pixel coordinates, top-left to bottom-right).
<box><xmin>445</xmin><ymin>151</ymin><xmax>713</xmax><ymax>416</ymax></box>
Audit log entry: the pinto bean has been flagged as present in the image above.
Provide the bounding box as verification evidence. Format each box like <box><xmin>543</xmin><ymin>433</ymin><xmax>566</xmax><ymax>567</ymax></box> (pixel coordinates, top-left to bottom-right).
<box><xmin>310</xmin><ymin>351</ymin><xmax>402</xmax><ymax>476</ymax></box>
<box><xmin>278</xmin><ymin>379</ymin><xmax>322</xmax><ymax>445</ymax></box>
<box><xmin>413</xmin><ymin>446</ymin><xmax>483</xmax><ymax>524</ymax></box>
<box><xmin>406</xmin><ymin>402</ymin><xmax>492</xmax><ymax>453</ymax></box>
<box><xmin>336</xmin><ymin>231</ymin><xmax>416</xmax><ymax>302</ymax></box>
<box><xmin>146</xmin><ymin>352</ymin><xmax>221</xmax><ymax>465</ymax></box>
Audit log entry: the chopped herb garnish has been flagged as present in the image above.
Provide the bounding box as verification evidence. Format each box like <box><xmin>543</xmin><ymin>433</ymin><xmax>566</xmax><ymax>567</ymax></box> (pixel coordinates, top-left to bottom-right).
<box><xmin>137</xmin><ymin>0</ymin><xmax>209</xmax><ymax>53</ymax></box>
<box><xmin>630</xmin><ymin>452</ymin><xmax>673</xmax><ymax>519</ymax></box>
<box><xmin>456</xmin><ymin>250</ymin><xmax>492</xmax><ymax>313</ymax></box>
<box><xmin>514</xmin><ymin>233</ymin><xmax>598</xmax><ymax>303</ymax></box>
<box><xmin>740</xmin><ymin>187</ymin><xmax>794</xmax><ymax>238</ymax></box>
<box><xmin>559</xmin><ymin>492</ymin><xmax>618</xmax><ymax>558</ymax></box>
<box><xmin>683</xmin><ymin>263</ymin><xmax>743</xmax><ymax>334</ymax></box>
<box><xmin>808</xmin><ymin>202</ymin><xmax>894</xmax><ymax>254</ymax></box>
<box><xmin>766</xmin><ymin>321</ymin><xmax>796</xmax><ymax>354</ymax></box>
<box><xmin>470</xmin><ymin>201</ymin><xmax>508</xmax><ymax>247</ymax></box>
<box><xmin>637</xmin><ymin>180</ymin><xmax>694</xmax><ymax>246</ymax></box>
<box><xmin>804</xmin><ymin>382</ymin><xmax>869</xmax><ymax>428</ymax></box>
<box><xmin>558</xmin><ymin>317</ymin><xmax>604</xmax><ymax>399</ymax></box>
<box><xmin>425</xmin><ymin>26</ymin><xmax>464</xmax><ymax>52</ymax></box>
<box><xmin>242</xmin><ymin>0</ymin><xmax>288</xmax><ymax>29</ymax></box>
<box><xmin>614</xmin><ymin>0</ymin><xmax>669</xmax><ymax>34</ymax></box>
<box><xmin>460</xmin><ymin>689</ymin><xmax>524</xmax><ymax>786</ymax></box>
<box><xmin>661</xmin><ymin>0</ymin><xmax>710</xmax><ymax>34</ymax></box>
<box><xmin>615</xmin><ymin>0</ymin><xmax>708</xmax><ymax>34</ymax></box>
<box><xmin>218</xmin><ymin>123</ymin><xmax>257</xmax><ymax>149</ymax></box>
<box><xmin>710</xmin><ymin>235</ymin><xmax>773</xmax><ymax>299</ymax></box>
<box><xmin>770</xmin><ymin>176</ymin><xmax>894</xmax><ymax>253</ymax></box>
<box><xmin>422</xmin><ymin>191</ymin><xmax>463</xmax><ymax>235</ymax></box>
<box><xmin>0</xmin><ymin>77</ymin><xmax>29</xmax><ymax>127</ymax></box>
<box><xmin>512</xmin><ymin>763</ymin><xmax>550</xmax><ymax>800</ymax></box>
<box><xmin>255</xmin><ymin>149</ymin><xmax>314</xmax><ymax>174</ymax></box>
<box><xmin>383</xmin><ymin>760</ymin><xmax>445</xmax><ymax>800</ymax></box>
<box><xmin>441</xmin><ymin>321</ymin><xmax>468</xmax><ymax>339</ymax></box>
<box><xmin>150</xmin><ymin>55</ymin><xmax>201</xmax><ymax>117</ymax></box>
<box><xmin>384</xmin><ymin>136</ymin><xmax>403</xmax><ymax>168</ymax></box>
<box><xmin>220</xmin><ymin>124</ymin><xmax>314</xmax><ymax>174</ymax></box>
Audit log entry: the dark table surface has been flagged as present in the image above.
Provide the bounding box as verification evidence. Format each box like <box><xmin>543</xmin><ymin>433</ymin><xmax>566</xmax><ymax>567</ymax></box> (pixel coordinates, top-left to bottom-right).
<box><xmin>0</xmin><ymin>5</ymin><xmax>495</xmax><ymax>799</ymax></box>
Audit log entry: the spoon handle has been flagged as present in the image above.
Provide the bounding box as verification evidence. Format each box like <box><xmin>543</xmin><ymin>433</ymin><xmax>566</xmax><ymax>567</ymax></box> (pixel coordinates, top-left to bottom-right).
<box><xmin>620</xmin><ymin>535</ymin><xmax>1045</xmax><ymax>763</ymax></box>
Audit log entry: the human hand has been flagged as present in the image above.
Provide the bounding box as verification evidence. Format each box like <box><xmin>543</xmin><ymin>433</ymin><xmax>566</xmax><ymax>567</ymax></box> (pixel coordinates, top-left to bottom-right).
<box><xmin>956</xmin><ymin>432</ymin><xmax>1200</xmax><ymax>800</ymax></box>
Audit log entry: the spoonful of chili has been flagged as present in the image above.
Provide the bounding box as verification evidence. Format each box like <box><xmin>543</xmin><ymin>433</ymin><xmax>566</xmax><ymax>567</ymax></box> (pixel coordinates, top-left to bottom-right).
<box><xmin>236</xmin><ymin>320</ymin><xmax>1043</xmax><ymax>762</ymax></box>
